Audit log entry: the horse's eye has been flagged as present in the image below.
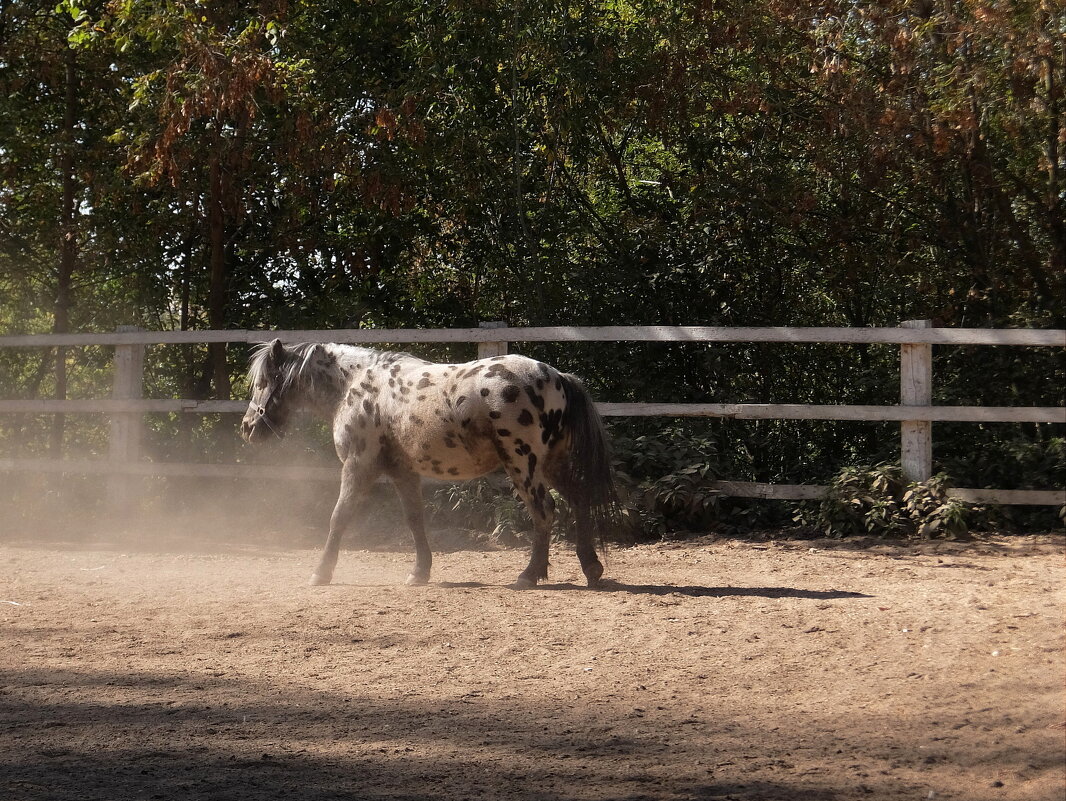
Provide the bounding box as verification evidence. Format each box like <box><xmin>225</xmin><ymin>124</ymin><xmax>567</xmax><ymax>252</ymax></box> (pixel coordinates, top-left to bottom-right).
<box><xmin>257</xmin><ymin>406</ymin><xmax>266</xmax><ymax>416</ymax></box>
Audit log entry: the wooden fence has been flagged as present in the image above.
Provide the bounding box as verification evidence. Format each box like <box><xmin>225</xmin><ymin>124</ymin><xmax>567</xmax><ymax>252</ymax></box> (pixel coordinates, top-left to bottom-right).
<box><xmin>0</xmin><ymin>322</ymin><xmax>1063</xmax><ymax>507</ymax></box>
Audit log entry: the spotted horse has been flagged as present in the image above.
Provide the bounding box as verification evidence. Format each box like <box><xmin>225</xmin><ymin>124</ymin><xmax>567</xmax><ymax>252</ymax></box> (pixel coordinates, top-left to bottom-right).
<box><xmin>240</xmin><ymin>339</ymin><xmax>622</xmax><ymax>588</ymax></box>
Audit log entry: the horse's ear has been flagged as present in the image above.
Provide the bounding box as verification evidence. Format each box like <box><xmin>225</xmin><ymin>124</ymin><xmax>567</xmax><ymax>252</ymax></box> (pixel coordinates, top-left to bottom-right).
<box><xmin>268</xmin><ymin>338</ymin><xmax>286</xmax><ymax>367</ymax></box>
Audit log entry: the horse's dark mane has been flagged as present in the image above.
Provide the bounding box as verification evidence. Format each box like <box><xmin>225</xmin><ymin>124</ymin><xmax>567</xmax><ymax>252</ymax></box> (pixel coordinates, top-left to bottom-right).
<box><xmin>248</xmin><ymin>341</ymin><xmax>321</xmax><ymax>392</ymax></box>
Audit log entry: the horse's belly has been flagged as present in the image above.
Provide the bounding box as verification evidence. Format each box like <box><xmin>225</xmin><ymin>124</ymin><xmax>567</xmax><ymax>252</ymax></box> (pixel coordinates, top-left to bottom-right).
<box><xmin>414</xmin><ymin>446</ymin><xmax>498</xmax><ymax>480</ymax></box>
<box><xmin>402</xmin><ymin>421</ymin><xmax>500</xmax><ymax>480</ymax></box>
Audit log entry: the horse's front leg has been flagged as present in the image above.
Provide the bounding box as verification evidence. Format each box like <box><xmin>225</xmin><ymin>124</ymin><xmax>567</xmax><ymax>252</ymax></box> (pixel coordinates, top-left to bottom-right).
<box><xmin>389</xmin><ymin>469</ymin><xmax>432</xmax><ymax>586</ymax></box>
<box><xmin>310</xmin><ymin>459</ymin><xmax>379</xmax><ymax>586</ymax></box>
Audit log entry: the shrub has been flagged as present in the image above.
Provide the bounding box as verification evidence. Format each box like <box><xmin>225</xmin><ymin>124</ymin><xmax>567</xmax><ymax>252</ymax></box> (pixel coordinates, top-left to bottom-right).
<box><xmin>799</xmin><ymin>463</ymin><xmax>973</xmax><ymax>539</ymax></box>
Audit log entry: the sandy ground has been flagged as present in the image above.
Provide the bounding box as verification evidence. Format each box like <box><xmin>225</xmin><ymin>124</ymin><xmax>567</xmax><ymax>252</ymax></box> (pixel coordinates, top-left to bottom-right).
<box><xmin>1</xmin><ymin>533</ymin><xmax>1063</xmax><ymax>801</ymax></box>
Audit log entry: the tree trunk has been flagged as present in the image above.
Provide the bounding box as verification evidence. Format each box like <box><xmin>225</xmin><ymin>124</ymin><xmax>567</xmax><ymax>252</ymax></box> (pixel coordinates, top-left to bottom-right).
<box><xmin>51</xmin><ymin>43</ymin><xmax>77</xmax><ymax>458</ymax></box>
<box><xmin>207</xmin><ymin>146</ymin><xmax>230</xmax><ymax>402</ymax></box>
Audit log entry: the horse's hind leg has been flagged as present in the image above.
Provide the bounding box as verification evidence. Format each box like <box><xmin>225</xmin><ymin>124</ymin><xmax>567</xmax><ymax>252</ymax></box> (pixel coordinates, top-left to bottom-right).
<box><xmin>389</xmin><ymin>469</ymin><xmax>432</xmax><ymax>586</ymax></box>
<box><xmin>513</xmin><ymin>478</ymin><xmax>556</xmax><ymax>589</ymax></box>
<box><xmin>572</xmin><ymin>504</ymin><xmax>604</xmax><ymax>588</ymax></box>
<box><xmin>310</xmin><ymin>459</ymin><xmax>380</xmax><ymax>586</ymax></box>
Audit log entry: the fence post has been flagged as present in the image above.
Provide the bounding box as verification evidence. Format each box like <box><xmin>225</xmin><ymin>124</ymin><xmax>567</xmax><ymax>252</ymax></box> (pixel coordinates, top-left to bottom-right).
<box><xmin>108</xmin><ymin>325</ymin><xmax>145</xmax><ymax>510</ymax></box>
<box><xmin>900</xmin><ymin>319</ymin><xmax>933</xmax><ymax>483</ymax></box>
<box><xmin>477</xmin><ymin>321</ymin><xmax>509</xmax><ymax>359</ymax></box>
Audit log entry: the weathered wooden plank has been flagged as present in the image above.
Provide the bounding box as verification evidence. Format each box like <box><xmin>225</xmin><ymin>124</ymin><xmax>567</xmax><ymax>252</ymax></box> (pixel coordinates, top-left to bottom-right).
<box><xmin>713</xmin><ymin>481</ymin><xmax>827</xmax><ymax>500</ymax></box>
<box><xmin>713</xmin><ymin>482</ymin><xmax>1064</xmax><ymax>506</ymax></box>
<box><xmin>948</xmin><ymin>488</ymin><xmax>1066</xmax><ymax>506</ymax></box>
<box><xmin>1</xmin><ymin>326</ymin><xmax>1063</xmax><ymax>348</ymax></box>
<box><xmin>1</xmin><ymin>399</ymin><xmax>1063</xmax><ymax>423</ymax></box>
<box><xmin>0</xmin><ymin>399</ymin><xmax>247</xmax><ymax>413</ymax></box>
<box><xmin>476</xmin><ymin>321</ymin><xmax>509</xmax><ymax>359</ymax></box>
<box><xmin>0</xmin><ymin>457</ymin><xmax>338</xmax><ymax>481</ymax></box>
<box><xmin>596</xmin><ymin>403</ymin><xmax>1066</xmax><ymax>423</ymax></box>
<box><xmin>901</xmin><ymin>320</ymin><xmax>933</xmax><ymax>482</ymax></box>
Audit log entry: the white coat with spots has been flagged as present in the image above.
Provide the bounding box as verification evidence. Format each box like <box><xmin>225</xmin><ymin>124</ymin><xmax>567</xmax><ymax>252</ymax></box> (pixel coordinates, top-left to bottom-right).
<box><xmin>241</xmin><ymin>340</ymin><xmax>620</xmax><ymax>588</ymax></box>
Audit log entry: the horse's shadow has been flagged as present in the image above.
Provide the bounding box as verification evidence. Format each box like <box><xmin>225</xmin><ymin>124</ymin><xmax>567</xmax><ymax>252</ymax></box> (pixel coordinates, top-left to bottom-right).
<box><xmin>437</xmin><ymin>579</ymin><xmax>871</xmax><ymax>600</ymax></box>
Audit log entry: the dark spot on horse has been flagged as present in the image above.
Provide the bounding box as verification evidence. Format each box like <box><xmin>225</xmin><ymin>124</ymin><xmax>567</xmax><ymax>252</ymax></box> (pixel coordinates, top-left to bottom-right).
<box><xmin>524</xmin><ymin>386</ymin><xmax>545</xmax><ymax>411</ymax></box>
<box><xmin>410</xmin><ymin>415</ymin><xmax>423</xmax><ymax>426</ymax></box>
<box><xmin>540</xmin><ymin>409</ymin><xmax>563</xmax><ymax>445</ymax></box>
<box><xmin>447</xmin><ymin>467</ymin><xmax>460</xmax><ymax>476</ymax></box>
<box><xmin>461</xmin><ymin>418</ymin><xmax>471</xmax><ymax>428</ymax></box>
<box><xmin>527</xmin><ymin>452</ymin><xmax>538</xmax><ymax>476</ymax></box>
<box><xmin>444</xmin><ymin>437</ymin><xmax>457</xmax><ymax>448</ymax></box>
<box><xmin>555</xmin><ymin>379</ymin><xmax>562</xmax><ymax>390</ymax></box>
<box><xmin>536</xmin><ymin>378</ymin><xmax>545</xmax><ymax>390</ymax></box>
<box><xmin>496</xmin><ymin>429</ymin><xmax>511</xmax><ymax>437</ymax></box>
<box><xmin>501</xmin><ymin>385</ymin><xmax>521</xmax><ymax>403</ymax></box>
<box><xmin>417</xmin><ymin>395</ymin><xmax>426</xmax><ymax>401</ymax></box>
<box><xmin>389</xmin><ymin>377</ymin><xmax>396</xmax><ymax>387</ymax></box>
<box><xmin>489</xmin><ymin>411</ymin><xmax>501</xmax><ymax>420</ymax></box>
<box><xmin>493</xmin><ymin>442</ymin><xmax>512</xmax><ymax>465</ymax></box>
<box><xmin>515</xmin><ymin>442</ymin><xmax>531</xmax><ymax>456</ymax></box>
<box><xmin>486</xmin><ymin>364</ymin><xmax>517</xmax><ymax>381</ymax></box>
<box><xmin>354</xmin><ymin>437</ymin><xmax>366</xmax><ymax>455</ymax></box>
<box><xmin>421</xmin><ymin>442</ymin><xmax>431</xmax><ymax>450</ymax></box>
<box><xmin>417</xmin><ymin>377</ymin><xmax>434</xmax><ymax>389</ymax></box>
<box><xmin>362</xmin><ymin>398</ymin><xmax>374</xmax><ymax>416</ymax></box>
<box><xmin>341</xmin><ymin>367</ymin><xmax>351</xmax><ymax>379</ymax></box>
<box><xmin>345</xmin><ymin>423</ymin><xmax>354</xmax><ymax>434</ymax></box>
<box><xmin>537</xmin><ymin>362</ymin><xmax>550</xmax><ymax>378</ymax></box>
<box><xmin>391</xmin><ymin>365</ymin><xmax>401</xmax><ymax>376</ymax></box>
<box><xmin>456</xmin><ymin>395</ymin><xmax>467</xmax><ymax>406</ymax></box>
<box><xmin>480</xmin><ymin>388</ymin><xmax>490</xmax><ymax>397</ymax></box>
<box><xmin>517</xmin><ymin>409</ymin><xmax>533</xmax><ymax>426</ymax></box>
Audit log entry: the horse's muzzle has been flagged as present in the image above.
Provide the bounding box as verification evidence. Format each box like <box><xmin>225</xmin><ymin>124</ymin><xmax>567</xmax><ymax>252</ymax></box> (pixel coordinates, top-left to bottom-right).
<box><xmin>241</xmin><ymin>412</ymin><xmax>282</xmax><ymax>443</ymax></box>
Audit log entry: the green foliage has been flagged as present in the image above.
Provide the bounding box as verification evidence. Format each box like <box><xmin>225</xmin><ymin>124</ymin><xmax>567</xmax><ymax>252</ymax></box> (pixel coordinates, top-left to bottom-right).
<box><xmin>800</xmin><ymin>464</ymin><xmax>974</xmax><ymax>540</ymax></box>
<box><xmin>1</xmin><ymin>1</ymin><xmax>1062</xmax><ymax>534</ymax></box>
<box><xmin>611</xmin><ymin>426</ymin><xmax>722</xmax><ymax>536</ymax></box>
<box><xmin>430</xmin><ymin>478</ymin><xmax>532</xmax><ymax>545</ymax></box>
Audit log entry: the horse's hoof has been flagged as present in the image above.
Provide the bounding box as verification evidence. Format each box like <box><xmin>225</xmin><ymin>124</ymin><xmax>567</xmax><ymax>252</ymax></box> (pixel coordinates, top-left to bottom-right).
<box><xmin>309</xmin><ymin>573</ymin><xmax>332</xmax><ymax>586</ymax></box>
<box><xmin>584</xmin><ymin>562</ymin><xmax>604</xmax><ymax>588</ymax></box>
<box><xmin>512</xmin><ymin>576</ymin><xmax>537</xmax><ymax>590</ymax></box>
<box><xmin>405</xmin><ymin>572</ymin><xmax>429</xmax><ymax>586</ymax></box>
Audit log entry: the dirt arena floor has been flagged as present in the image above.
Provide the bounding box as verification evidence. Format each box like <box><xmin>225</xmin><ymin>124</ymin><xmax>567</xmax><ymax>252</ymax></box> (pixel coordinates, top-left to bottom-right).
<box><xmin>1</xmin><ymin>533</ymin><xmax>1063</xmax><ymax>801</ymax></box>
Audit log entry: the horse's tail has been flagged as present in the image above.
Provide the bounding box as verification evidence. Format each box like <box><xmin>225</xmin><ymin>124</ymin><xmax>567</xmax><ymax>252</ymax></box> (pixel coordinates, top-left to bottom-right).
<box><xmin>555</xmin><ymin>373</ymin><xmax>623</xmax><ymax>548</ymax></box>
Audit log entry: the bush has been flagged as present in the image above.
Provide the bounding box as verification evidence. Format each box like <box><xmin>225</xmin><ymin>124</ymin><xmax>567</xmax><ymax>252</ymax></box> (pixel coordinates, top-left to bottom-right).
<box><xmin>798</xmin><ymin>463</ymin><xmax>973</xmax><ymax>539</ymax></box>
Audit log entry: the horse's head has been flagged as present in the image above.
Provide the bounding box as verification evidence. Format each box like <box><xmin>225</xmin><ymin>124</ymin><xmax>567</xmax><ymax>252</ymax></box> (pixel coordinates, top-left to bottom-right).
<box><xmin>241</xmin><ymin>338</ymin><xmax>298</xmax><ymax>443</ymax></box>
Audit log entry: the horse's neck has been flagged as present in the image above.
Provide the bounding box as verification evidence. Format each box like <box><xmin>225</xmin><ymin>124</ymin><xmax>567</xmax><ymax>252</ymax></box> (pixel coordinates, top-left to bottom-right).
<box><xmin>306</xmin><ymin>345</ymin><xmax>376</xmax><ymax>415</ymax></box>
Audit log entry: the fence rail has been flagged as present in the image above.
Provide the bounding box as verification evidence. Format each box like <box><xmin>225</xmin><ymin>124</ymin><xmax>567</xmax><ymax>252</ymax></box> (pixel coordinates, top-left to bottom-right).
<box><xmin>0</xmin><ymin>398</ymin><xmax>1062</xmax><ymax>424</ymax></box>
<box><xmin>0</xmin><ymin>325</ymin><xmax>1063</xmax><ymax>347</ymax></box>
<box><xmin>1</xmin><ymin>323</ymin><xmax>1063</xmax><ymax>507</ymax></box>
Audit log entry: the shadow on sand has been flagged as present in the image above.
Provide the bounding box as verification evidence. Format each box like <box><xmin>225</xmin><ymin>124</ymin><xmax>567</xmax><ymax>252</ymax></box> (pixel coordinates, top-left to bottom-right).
<box><xmin>437</xmin><ymin>579</ymin><xmax>871</xmax><ymax>600</ymax></box>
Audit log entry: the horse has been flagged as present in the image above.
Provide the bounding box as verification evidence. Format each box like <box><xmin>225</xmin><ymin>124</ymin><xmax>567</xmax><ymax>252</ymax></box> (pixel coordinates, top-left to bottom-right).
<box><xmin>240</xmin><ymin>339</ymin><xmax>621</xmax><ymax>589</ymax></box>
